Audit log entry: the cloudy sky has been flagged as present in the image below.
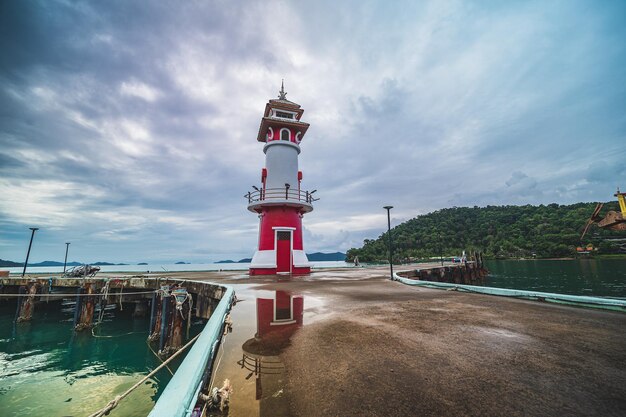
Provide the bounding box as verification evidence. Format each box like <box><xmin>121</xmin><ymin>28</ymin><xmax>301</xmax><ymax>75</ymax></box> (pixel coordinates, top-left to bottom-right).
<box><xmin>1</xmin><ymin>0</ymin><xmax>625</xmax><ymax>264</ymax></box>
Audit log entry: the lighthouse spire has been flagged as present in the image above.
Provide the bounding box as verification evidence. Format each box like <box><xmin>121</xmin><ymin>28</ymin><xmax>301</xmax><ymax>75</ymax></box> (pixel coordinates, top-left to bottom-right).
<box><xmin>278</xmin><ymin>79</ymin><xmax>287</xmax><ymax>100</ymax></box>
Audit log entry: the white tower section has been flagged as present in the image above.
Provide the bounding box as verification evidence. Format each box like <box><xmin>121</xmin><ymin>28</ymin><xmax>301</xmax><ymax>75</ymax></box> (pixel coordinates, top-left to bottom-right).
<box><xmin>263</xmin><ymin>141</ymin><xmax>300</xmax><ymax>190</ymax></box>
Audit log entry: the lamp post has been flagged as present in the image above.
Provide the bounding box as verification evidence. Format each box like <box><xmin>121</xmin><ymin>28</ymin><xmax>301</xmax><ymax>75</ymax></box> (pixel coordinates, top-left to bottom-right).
<box><xmin>21</xmin><ymin>227</ymin><xmax>39</xmax><ymax>278</ymax></box>
<box><xmin>383</xmin><ymin>206</ymin><xmax>394</xmax><ymax>280</ymax></box>
<box><xmin>438</xmin><ymin>232</ymin><xmax>444</xmax><ymax>266</ymax></box>
<box><xmin>63</xmin><ymin>242</ymin><xmax>71</xmax><ymax>274</ymax></box>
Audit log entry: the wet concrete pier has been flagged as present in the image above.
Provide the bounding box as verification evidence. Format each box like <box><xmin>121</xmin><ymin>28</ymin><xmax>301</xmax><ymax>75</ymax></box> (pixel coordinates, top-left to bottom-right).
<box><xmin>158</xmin><ymin>265</ymin><xmax>625</xmax><ymax>417</ymax></box>
<box><xmin>3</xmin><ymin>265</ymin><xmax>625</xmax><ymax>416</ymax></box>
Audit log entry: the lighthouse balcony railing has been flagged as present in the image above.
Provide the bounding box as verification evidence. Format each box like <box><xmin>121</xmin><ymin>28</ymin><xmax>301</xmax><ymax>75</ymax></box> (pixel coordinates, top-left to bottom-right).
<box><xmin>245</xmin><ymin>187</ymin><xmax>319</xmax><ymax>204</ymax></box>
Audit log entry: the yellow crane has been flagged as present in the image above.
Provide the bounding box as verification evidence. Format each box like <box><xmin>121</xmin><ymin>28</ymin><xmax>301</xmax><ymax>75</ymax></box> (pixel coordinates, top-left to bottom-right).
<box><xmin>581</xmin><ymin>188</ymin><xmax>626</xmax><ymax>240</ymax></box>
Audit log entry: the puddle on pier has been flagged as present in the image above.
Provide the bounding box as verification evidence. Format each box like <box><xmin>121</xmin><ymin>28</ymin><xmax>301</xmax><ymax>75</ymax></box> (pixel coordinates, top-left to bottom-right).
<box><xmin>208</xmin><ymin>283</ymin><xmax>328</xmax><ymax>417</ymax></box>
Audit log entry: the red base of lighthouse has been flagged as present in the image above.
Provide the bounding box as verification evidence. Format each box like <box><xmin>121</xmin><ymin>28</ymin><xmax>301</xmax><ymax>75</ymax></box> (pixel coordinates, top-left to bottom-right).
<box><xmin>248</xmin><ymin>206</ymin><xmax>312</xmax><ymax>275</ymax></box>
<box><xmin>249</xmin><ymin>266</ymin><xmax>311</xmax><ymax>276</ymax></box>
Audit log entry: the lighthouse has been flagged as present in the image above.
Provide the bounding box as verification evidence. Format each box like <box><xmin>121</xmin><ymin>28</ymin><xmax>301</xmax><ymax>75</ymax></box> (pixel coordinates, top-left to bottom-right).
<box><xmin>246</xmin><ymin>83</ymin><xmax>316</xmax><ymax>275</ymax></box>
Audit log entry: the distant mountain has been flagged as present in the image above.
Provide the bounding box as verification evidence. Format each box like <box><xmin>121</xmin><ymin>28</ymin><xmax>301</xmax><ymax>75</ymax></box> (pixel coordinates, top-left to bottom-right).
<box><xmin>34</xmin><ymin>261</ymin><xmax>82</xmax><ymax>267</ymax></box>
<box><xmin>137</xmin><ymin>262</ymin><xmax>148</xmax><ymax>265</ymax></box>
<box><xmin>232</xmin><ymin>253</ymin><xmax>345</xmax><ymax>263</ymax></box>
<box><xmin>307</xmin><ymin>252</ymin><xmax>346</xmax><ymax>261</ymax></box>
<box><xmin>92</xmin><ymin>262</ymin><xmax>117</xmax><ymax>266</ymax></box>
<box><xmin>175</xmin><ymin>261</ymin><xmax>189</xmax><ymax>264</ymax></box>
<box><xmin>0</xmin><ymin>259</ymin><xmax>22</xmax><ymax>267</ymax></box>
<box><xmin>346</xmin><ymin>202</ymin><xmax>624</xmax><ymax>262</ymax></box>
<box><xmin>0</xmin><ymin>259</ymin><xmax>82</xmax><ymax>267</ymax></box>
<box><xmin>215</xmin><ymin>260</ymin><xmax>235</xmax><ymax>264</ymax></box>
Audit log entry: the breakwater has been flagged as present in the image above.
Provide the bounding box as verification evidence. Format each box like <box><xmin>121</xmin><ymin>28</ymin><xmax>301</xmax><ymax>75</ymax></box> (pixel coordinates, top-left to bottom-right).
<box><xmin>397</xmin><ymin>259</ymin><xmax>488</xmax><ymax>285</ymax></box>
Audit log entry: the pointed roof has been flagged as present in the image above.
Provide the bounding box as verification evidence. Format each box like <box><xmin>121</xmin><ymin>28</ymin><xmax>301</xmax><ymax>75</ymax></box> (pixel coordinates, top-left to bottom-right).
<box><xmin>256</xmin><ymin>81</ymin><xmax>309</xmax><ymax>142</ymax></box>
<box><xmin>270</xmin><ymin>80</ymin><xmax>301</xmax><ymax>107</ymax></box>
<box><xmin>278</xmin><ymin>79</ymin><xmax>287</xmax><ymax>100</ymax></box>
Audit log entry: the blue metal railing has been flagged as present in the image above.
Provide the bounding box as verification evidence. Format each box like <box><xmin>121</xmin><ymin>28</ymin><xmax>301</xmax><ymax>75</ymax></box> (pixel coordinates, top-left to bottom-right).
<box><xmin>149</xmin><ymin>285</ymin><xmax>234</xmax><ymax>417</ymax></box>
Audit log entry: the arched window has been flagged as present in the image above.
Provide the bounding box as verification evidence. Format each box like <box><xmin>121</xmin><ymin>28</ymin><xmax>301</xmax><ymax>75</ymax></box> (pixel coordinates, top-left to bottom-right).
<box><xmin>267</xmin><ymin>127</ymin><xmax>274</xmax><ymax>141</ymax></box>
<box><xmin>280</xmin><ymin>128</ymin><xmax>290</xmax><ymax>141</ymax></box>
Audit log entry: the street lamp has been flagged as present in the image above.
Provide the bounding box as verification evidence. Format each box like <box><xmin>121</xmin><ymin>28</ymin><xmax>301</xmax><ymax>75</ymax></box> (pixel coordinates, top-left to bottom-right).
<box><xmin>21</xmin><ymin>227</ymin><xmax>39</xmax><ymax>278</ymax></box>
<box><xmin>383</xmin><ymin>206</ymin><xmax>394</xmax><ymax>280</ymax></box>
<box><xmin>438</xmin><ymin>232</ymin><xmax>444</xmax><ymax>266</ymax></box>
<box><xmin>63</xmin><ymin>242</ymin><xmax>71</xmax><ymax>274</ymax></box>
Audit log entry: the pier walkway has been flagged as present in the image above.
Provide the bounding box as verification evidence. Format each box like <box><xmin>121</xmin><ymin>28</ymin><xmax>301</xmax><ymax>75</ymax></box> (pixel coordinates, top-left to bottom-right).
<box><xmin>160</xmin><ymin>265</ymin><xmax>626</xmax><ymax>417</ymax></box>
<box><xmin>8</xmin><ymin>264</ymin><xmax>625</xmax><ymax>416</ymax></box>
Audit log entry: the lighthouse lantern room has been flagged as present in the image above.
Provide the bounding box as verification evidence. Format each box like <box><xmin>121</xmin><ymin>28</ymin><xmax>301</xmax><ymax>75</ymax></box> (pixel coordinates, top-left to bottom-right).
<box><xmin>246</xmin><ymin>83</ymin><xmax>317</xmax><ymax>275</ymax></box>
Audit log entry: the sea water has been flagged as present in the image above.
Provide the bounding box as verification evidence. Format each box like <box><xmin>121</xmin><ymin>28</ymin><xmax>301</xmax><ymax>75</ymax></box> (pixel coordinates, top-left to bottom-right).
<box><xmin>485</xmin><ymin>259</ymin><xmax>626</xmax><ymax>298</ymax></box>
<box><xmin>0</xmin><ymin>299</ymin><xmax>198</xmax><ymax>416</ymax></box>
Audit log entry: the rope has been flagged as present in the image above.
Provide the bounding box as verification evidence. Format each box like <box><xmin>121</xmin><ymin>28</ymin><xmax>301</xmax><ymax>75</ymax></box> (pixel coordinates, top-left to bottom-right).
<box><xmin>186</xmin><ymin>294</ymin><xmax>194</xmax><ymax>339</ymax></box>
<box><xmin>95</xmin><ymin>280</ymin><xmax>111</xmax><ymax>327</ymax></box>
<box><xmin>146</xmin><ymin>340</ymin><xmax>174</xmax><ymax>376</ymax></box>
<box><xmin>208</xmin><ymin>315</ymin><xmax>231</xmax><ymax>390</ymax></box>
<box><xmin>88</xmin><ymin>332</ymin><xmax>201</xmax><ymax>417</ymax></box>
<box><xmin>208</xmin><ymin>333</ymin><xmax>227</xmax><ymax>390</ymax></box>
<box><xmin>118</xmin><ymin>281</ymin><xmax>125</xmax><ymax>311</ymax></box>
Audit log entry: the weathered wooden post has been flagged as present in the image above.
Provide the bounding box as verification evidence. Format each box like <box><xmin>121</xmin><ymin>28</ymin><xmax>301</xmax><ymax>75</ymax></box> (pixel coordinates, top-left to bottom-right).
<box><xmin>148</xmin><ymin>286</ymin><xmax>168</xmax><ymax>343</ymax></box>
<box><xmin>158</xmin><ymin>291</ymin><xmax>172</xmax><ymax>354</ymax></box>
<box><xmin>452</xmin><ymin>266</ymin><xmax>461</xmax><ymax>284</ymax></box>
<box><xmin>461</xmin><ymin>263</ymin><xmax>469</xmax><ymax>284</ymax></box>
<box><xmin>16</xmin><ymin>283</ymin><xmax>38</xmax><ymax>322</ymax></box>
<box><xmin>160</xmin><ymin>288</ymin><xmax>190</xmax><ymax>357</ymax></box>
<box><xmin>72</xmin><ymin>286</ymin><xmax>84</xmax><ymax>329</ymax></box>
<box><xmin>75</xmin><ymin>284</ymin><xmax>95</xmax><ymax>331</ymax></box>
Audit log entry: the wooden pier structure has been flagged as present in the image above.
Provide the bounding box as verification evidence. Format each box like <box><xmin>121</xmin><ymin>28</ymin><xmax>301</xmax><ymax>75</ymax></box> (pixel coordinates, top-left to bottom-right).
<box><xmin>1</xmin><ymin>275</ymin><xmax>228</xmax><ymax>357</ymax></box>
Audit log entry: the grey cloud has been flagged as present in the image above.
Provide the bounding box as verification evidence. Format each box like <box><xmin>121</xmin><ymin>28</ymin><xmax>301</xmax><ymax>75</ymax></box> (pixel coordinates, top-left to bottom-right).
<box><xmin>1</xmin><ymin>0</ymin><xmax>625</xmax><ymax>263</ymax></box>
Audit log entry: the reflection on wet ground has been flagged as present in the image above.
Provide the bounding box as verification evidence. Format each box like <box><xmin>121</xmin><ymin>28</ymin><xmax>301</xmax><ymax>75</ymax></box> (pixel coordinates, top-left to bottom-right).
<box><xmin>207</xmin><ymin>282</ymin><xmax>325</xmax><ymax>417</ymax></box>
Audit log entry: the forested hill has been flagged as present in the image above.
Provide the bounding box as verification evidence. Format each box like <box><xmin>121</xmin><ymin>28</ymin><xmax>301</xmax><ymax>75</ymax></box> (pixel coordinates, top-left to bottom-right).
<box><xmin>346</xmin><ymin>201</ymin><xmax>623</xmax><ymax>262</ymax></box>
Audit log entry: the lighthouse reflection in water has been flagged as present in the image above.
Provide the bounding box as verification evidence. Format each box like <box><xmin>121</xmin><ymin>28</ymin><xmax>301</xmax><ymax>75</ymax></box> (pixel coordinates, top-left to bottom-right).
<box><xmin>238</xmin><ymin>291</ymin><xmax>303</xmax><ymax>412</ymax></box>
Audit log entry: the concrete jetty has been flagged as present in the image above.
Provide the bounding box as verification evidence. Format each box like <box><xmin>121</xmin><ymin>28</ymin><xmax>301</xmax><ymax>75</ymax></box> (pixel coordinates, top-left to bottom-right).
<box><xmin>166</xmin><ymin>265</ymin><xmax>625</xmax><ymax>417</ymax></box>
<box><xmin>3</xmin><ymin>264</ymin><xmax>625</xmax><ymax>416</ymax></box>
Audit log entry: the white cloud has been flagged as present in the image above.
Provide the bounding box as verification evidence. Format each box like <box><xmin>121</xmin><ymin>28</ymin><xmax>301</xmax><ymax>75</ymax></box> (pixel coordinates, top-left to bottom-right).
<box><xmin>119</xmin><ymin>81</ymin><xmax>161</xmax><ymax>102</ymax></box>
<box><xmin>1</xmin><ymin>0</ymin><xmax>625</xmax><ymax>262</ymax></box>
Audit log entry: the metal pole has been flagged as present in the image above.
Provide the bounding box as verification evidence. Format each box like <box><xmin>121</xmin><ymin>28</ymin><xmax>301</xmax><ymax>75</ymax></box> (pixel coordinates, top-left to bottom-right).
<box><xmin>383</xmin><ymin>206</ymin><xmax>394</xmax><ymax>280</ymax></box>
<box><xmin>21</xmin><ymin>227</ymin><xmax>39</xmax><ymax>278</ymax></box>
<box><xmin>439</xmin><ymin>232</ymin><xmax>444</xmax><ymax>266</ymax></box>
<box><xmin>63</xmin><ymin>242</ymin><xmax>71</xmax><ymax>273</ymax></box>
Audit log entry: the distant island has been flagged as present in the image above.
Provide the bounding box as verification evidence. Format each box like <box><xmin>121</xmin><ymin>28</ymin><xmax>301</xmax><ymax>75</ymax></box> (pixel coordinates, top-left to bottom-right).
<box><xmin>1</xmin><ymin>252</ymin><xmax>347</xmax><ymax>269</ymax></box>
<box><xmin>347</xmin><ymin>201</ymin><xmax>625</xmax><ymax>262</ymax></box>
<box><xmin>0</xmin><ymin>259</ymin><xmax>129</xmax><ymax>268</ymax></box>
<box><xmin>307</xmin><ymin>252</ymin><xmax>346</xmax><ymax>261</ymax></box>
<box><xmin>0</xmin><ymin>259</ymin><xmax>82</xmax><ymax>268</ymax></box>
<box><xmin>215</xmin><ymin>252</ymin><xmax>346</xmax><ymax>264</ymax></box>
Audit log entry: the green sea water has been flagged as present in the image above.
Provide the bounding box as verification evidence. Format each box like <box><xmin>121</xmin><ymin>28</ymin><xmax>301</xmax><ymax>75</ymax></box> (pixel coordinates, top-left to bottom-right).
<box><xmin>0</xmin><ymin>300</ymin><xmax>196</xmax><ymax>417</ymax></box>
<box><xmin>484</xmin><ymin>259</ymin><xmax>626</xmax><ymax>298</ymax></box>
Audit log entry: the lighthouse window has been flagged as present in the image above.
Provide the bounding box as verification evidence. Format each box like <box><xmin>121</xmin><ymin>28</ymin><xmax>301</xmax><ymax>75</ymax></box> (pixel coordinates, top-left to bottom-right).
<box><xmin>276</xmin><ymin>111</ymin><xmax>294</xmax><ymax>119</ymax></box>
<box><xmin>277</xmin><ymin>231</ymin><xmax>291</xmax><ymax>241</ymax></box>
<box><xmin>276</xmin><ymin>307</ymin><xmax>291</xmax><ymax>320</ymax></box>
<box><xmin>281</xmin><ymin>129</ymin><xmax>290</xmax><ymax>141</ymax></box>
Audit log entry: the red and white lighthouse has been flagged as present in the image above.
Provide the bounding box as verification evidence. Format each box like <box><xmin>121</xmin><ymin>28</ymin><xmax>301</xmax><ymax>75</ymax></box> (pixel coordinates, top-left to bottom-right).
<box><xmin>246</xmin><ymin>83</ymin><xmax>316</xmax><ymax>275</ymax></box>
